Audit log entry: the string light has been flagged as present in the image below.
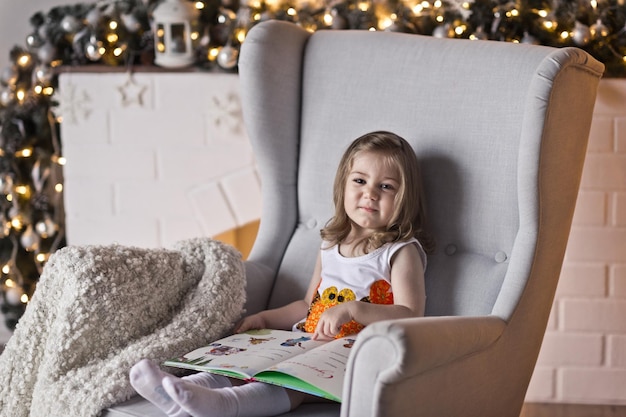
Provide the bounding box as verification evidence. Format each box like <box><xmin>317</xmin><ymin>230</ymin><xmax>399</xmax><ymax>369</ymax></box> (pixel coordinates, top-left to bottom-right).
<box><xmin>16</xmin><ymin>89</ymin><xmax>26</xmax><ymax>102</ymax></box>
<box><xmin>17</xmin><ymin>53</ymin><xmax>32</xmax><ymax>68</ymax></box>
<box><xmin>15</xmin><ymin>148</ymin><xmax>33</xmax><ymax>158</ymax></box>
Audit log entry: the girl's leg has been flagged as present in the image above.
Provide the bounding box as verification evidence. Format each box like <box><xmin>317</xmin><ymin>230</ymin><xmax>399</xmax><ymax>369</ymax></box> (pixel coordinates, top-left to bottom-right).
<box><xmin>129</xmin><ymin>359</ymin><xmax>232</xmax><ymax>417</ymax></box>
<box><xmin>162</xmin><ymin>377</ymin><xmax>298</xmax><ymax>417</ymax></box>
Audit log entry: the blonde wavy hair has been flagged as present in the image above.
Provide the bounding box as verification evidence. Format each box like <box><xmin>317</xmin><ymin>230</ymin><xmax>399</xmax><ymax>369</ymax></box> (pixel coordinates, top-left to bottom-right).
<box><xmin>321</xmin><ymin>131</ymin><xmax>433</xmax><ymax>254</ymax></box>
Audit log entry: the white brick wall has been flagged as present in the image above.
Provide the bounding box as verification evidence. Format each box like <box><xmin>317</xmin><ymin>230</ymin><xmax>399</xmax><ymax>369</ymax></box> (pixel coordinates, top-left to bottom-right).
<box><xmin>526</xmin><ymin>79</ymin><xmax>626</xmax><ymax>405</ymax></box>
<box><xmin>2</xmin><ymin>73</ymin><xmax>624</xmax><ymax>406</ymax></box>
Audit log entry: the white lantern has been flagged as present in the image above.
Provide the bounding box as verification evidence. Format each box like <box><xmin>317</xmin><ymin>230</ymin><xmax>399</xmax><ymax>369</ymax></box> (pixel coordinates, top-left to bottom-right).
<box><xmin>153</xmin><ymin>0</ymin><xmax>199</xmax><ymax>68</ymax></box>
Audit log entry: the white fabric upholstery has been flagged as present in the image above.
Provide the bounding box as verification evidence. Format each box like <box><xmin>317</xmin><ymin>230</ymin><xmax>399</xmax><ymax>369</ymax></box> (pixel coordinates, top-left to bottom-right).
<box><xmin>105</xmin><ymin>20</ymin><xmax>603</xmax><ymax>417</ymax></box>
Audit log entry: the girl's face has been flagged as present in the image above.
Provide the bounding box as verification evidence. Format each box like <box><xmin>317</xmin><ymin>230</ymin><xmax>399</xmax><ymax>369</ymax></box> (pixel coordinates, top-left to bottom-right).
<box><xmin>344</xmin><ymin>151</ymin><xmax>400</xmax><ymax>238</ymax></box>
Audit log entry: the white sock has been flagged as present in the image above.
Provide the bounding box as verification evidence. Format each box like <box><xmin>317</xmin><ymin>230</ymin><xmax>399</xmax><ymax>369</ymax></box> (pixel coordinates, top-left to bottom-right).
<box><xmin>162</xmin><ymin>377</ymin><xmax>292</xmax><ymax>417</ymax></box>
<box><xmin>184</xmin><ymin>372</ymin><xmax>233</xmax><ymax>389</ymax></box>
<box><xmin>129</xmin><ymin>359</ymin><xmax>232</xmax><ymax>417</ymax></box>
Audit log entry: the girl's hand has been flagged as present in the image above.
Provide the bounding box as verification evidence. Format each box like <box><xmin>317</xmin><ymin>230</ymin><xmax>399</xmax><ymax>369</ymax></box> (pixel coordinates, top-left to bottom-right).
<box><xmin>313</xmin><ymin>302</ymin><xmax>355</xmax><ymax>340</ymax></box>
<box><xmin>234</xmin><ymin>313</ymin><xmax>267</xmax><ymax>333</ymax></box>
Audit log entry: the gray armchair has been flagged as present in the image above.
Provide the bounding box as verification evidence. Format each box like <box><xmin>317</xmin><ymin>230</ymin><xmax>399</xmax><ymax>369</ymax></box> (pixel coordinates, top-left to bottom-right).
<box><xmin>106</xmin><ymin>20</ymin><xmax>603</xmax><ymax>417</ymax></box>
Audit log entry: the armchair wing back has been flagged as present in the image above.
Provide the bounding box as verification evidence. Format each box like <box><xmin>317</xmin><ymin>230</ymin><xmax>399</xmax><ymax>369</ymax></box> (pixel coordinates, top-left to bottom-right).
<box><xmin>238</xmin><ymin>20</ymin><xmax>604</xmax><ymax>417</ymax></box>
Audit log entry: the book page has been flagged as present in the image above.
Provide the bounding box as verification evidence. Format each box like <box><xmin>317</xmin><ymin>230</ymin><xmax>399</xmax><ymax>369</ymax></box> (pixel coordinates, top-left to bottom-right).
<box><xmin>253</xmin><ymin>336</ymin><xmax>356</xmax><ymax>402</ymax></box>
<box><xmin>163</xmin><ymin>329</ymin><xmax>327</xmax><ymax>379</ymax></box>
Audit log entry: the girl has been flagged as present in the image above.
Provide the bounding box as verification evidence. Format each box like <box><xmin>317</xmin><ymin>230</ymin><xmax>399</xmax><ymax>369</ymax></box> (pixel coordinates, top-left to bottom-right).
<box><xmin>129</xmin><ymin>131</ymin><xmax>432</xmax><ymax>417</ymax></box>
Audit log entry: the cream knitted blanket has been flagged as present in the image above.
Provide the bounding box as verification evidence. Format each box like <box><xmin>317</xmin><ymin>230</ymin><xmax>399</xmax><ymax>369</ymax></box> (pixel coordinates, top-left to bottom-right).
<box><xmin>0</xmin><ymin>238</ymin><xmax>246</xmax><ymax>417</ymax></box>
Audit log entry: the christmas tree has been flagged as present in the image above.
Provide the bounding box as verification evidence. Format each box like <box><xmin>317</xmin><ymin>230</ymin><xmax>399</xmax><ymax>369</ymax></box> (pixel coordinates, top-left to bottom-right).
<box><xmin>1</xmin><ymin>0</ymin><xmax>625</xmax><ymax>330</ymax></box>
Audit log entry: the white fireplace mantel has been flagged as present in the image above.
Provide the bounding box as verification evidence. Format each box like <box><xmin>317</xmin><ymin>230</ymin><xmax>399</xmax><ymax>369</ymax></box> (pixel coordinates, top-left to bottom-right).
<box><xmin>58</xmin><ymin>70</ymin><xmax>261</xmax><ymax>248</ymax></box>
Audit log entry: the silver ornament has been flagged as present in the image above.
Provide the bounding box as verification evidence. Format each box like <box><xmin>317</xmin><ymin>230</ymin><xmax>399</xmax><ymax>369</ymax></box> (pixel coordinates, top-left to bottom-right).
<box><xmin>85</xmin><ymin>42</ymin><xmax>103</xmax><ymax>61</ymax></box>
<box><xmin>330</xmin><ymin>9</ymin><xmax>348</xmax><ymax>30</ymax></box>
<box><xmin>590</xmin><ymin>19</ymin><xmax>609</xmax><ymax>40</ymax></box>
<box><xmin>5</xmin><ymin>287</ymin><xmax>24</xmax><ymax>305</ymax></box>
<box><xmin>572</xmin><ymin>21</ymin><xmax>591</xmax><ymax>46</ymax></box>
<box><xmin>61</xmin><ymin>15</ymin><xmax>81</xmax><ymax>33</ymax></box>
<box><xmin>34</xmin><ymin>65</ymin><xmax>54</xmax><ymax>85</ymax></box>
<box><xmin>20</xmin><ymin>225</ymin><xmax>40</xmax><ymax>251</ymax></box>
<box><xmin>521</xmin><ymin>31</ymin><xmax>540</xmax><ymax>44</ymax></box>
<box><xmin>432</xmin><ymin>24</ymin><xmax>452</xmax><ymax>38</ymax></box>
<box><xmin>0</xmin><ymin>88</ymin><xmax>14</xmax><ymax>106</ymax></box>
<box><xmin>470</xmin><ymin>26</ymin><xmax>489</xmax><ymax>40</ymax></box>
<box><xmin>217</xmin><ymin>46</ymin><xmax>239</xmax><ymax>70</ymax></box>
<box><xmin>1</xmin><ymin>66</ymin><xmax>18</xmax><ymax>86</ymax></box>
<box><xmin>35</xmin><ymin>217</ymin><xmax>57</xmax><ymax>238</ymax></box>
<box><xmin>37</xmin><ymin>24</ymin><xmax>49</xmax><ymax>40</ymax></box>
<box><xmin>37</xmin><ymin>42</ymin><xmax>57</xmax><ymax>65</ymax></box>
<box><xmin>26</xmin><ymin>32</ymin><xmax>43</xmax><ymax>49</ymax></box>
<box><xmin>121</xmin><ymin>13</ymin><xmax>141</xmax><ymax>33</ymax></box>
<box><xmin>217</xmin><ymin>8</ymin><xmax>237</xmax><ymax>25</ymax></box>
<box><xmin>85</xmin><ymin>8</ymin><xmax>102</xmax><ymax>27</ymax></box>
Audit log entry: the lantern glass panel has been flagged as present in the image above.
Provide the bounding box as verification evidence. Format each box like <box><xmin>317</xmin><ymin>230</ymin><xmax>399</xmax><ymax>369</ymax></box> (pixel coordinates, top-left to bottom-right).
<box><xmin>156</xmin><ymin>24</ymin><xmax>166</xmax><ymax>52</ymax></box>
<box><xmin>171</xmin><ymin>23</ymin><xmax>188</xmax><ymax>53</ymax></box>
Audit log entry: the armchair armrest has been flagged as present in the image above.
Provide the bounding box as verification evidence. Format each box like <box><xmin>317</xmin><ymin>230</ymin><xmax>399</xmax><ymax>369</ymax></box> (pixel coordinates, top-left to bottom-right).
<box><xmin>341</xmin><ymin>315</ymin><xmax>507</xmax><ymax>417</ymax></box>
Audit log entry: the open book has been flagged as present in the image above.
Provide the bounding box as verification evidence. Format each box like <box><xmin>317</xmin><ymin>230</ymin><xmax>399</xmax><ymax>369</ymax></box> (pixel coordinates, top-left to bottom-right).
<box><xmin>163</xmin><ymin>329</ymin><xmax>356</xmax><ymax>402</ymax></box>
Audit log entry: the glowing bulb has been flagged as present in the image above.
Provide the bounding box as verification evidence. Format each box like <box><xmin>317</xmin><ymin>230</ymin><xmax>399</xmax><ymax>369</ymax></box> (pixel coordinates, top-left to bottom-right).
<box><xmin>379</xmin><ymin>17</ymin><xmax>393</xmax><ymax>30</ymax></box>
<box><xmin>455</xmin><ymin>25</ymin><xmax>467</xmax><ymax>35</ymax></box>
<box><xmin>195</xmin><ymin>1</ymin><xmax>205</xmax><ymax>9</ymax></box>
<box><xmin>208</xmin><ymin>47</ymin><xmax>219</xmax><ymax>61</ymax></box>
<box><xmin>2</xmin><ymin>265</ymin><xmax>10</xmax><ymax>275</ymax></box>
<box><xmin>17</xmin><ymin>54</ymin><xmax>31</xmax><ymax>67</ymax></box>
<box><xmin>11</xmin><ymin>217</ymin><xmax>23</xmax><ymax>230</ymax></box>
<box><xmin>560</xmin><ymin>31</ymin><xmax>569</xmax><ymax>39</ymax></box>
<box><xmin>413</xmin><ymin>4</ymin><xmax>424</xmax><ymax>13</ymax></box>
<box><xmin>543</xmin><ymin>21</ymin><xmax>555</xmax><ymax>30</ymax></box>
<box><xmin>436</xmin><ymin>15</ymin><xmax>444</xmax><ymax>22</ymax></box>
<box><xmin>36</xmin><ymin>253</ymin><xmax>47</xmax><ymax>262</ymax></box>
<box><xmin>287</xmin><ymin>7</ymin><xmax>297</xmax><ymax>16</ymax></box>
<box><xmin>43</xmin><ymin>87</ymin><xmax>54</xmax><ymax>95</ymax></box>
<box><xmin>20</xmin><ymin>294</ymin><xmax>29</xmax><ymax>303</ymax></box>
<box><xmin>15</xmin><ymin>185</ymin><xmax>29</xmax><ymax>195</ymax></box>
<box><xmin>358</xmin><ymin>1</ymin><xmax>369</xmax><ymax>11</ymax></box>
<box><xmin>16</xmin><ymin>89</ymin><xmax>26</xmax><ymax>102</ymax></box>
<box><xmin>506</xmin><ymin>9</ymin><xmax>519</xmax><ymax>17</ymax></box>
<box><xmin>590</xmin><ymin>0</ymin><xmax>597</xmax><ymax>9</ymax></box>
<box><xmin>538</xmin><ymin>9</ymin><xmax>548</xmax><ymax>17</ymax></box>
<box><xmin>235</xmin><ymin>28</ymin><xmax>246</xmax><ymax>43</ymax></box>
<box><xmin>34</xmin><ymin>85</ymin><xmax>43</xmax><ymax>94</ymax></box>
<box><xmin>109</xmin><ymin>20</ymin><xmax>118</xmax><ymax>30</ymax></box>
<box><xmin>16</xmin><ymin>148</ymin><xmax>33</xmax><ymax>157</ymax></box>
<box><xmin>107</xmin><ymin>33</ymin><xmax>119</xmax><ymax>43</ymax></box>
<box><xmin>433</xmin><ymin>0</ymin><xmax>442</xmax><ymax>7</ymax></box>
<box><xmin>113</xmin><ymin>47</ymin><xmax>123</xmax><ymax>56</ymax></box>
<box><xmin>55</xmin><ymin>183</ymin><xmax>63</xmax><ymax>193</ymax></box>
<box><xmin>56</xmin><ymin>156</ymin><xmax>67</xmax><ymax>165</ymax></box>
<box><xmin>324</xmin><ymin>12</ymin><xmax>333</xmax><ymax>25</ymax></box>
